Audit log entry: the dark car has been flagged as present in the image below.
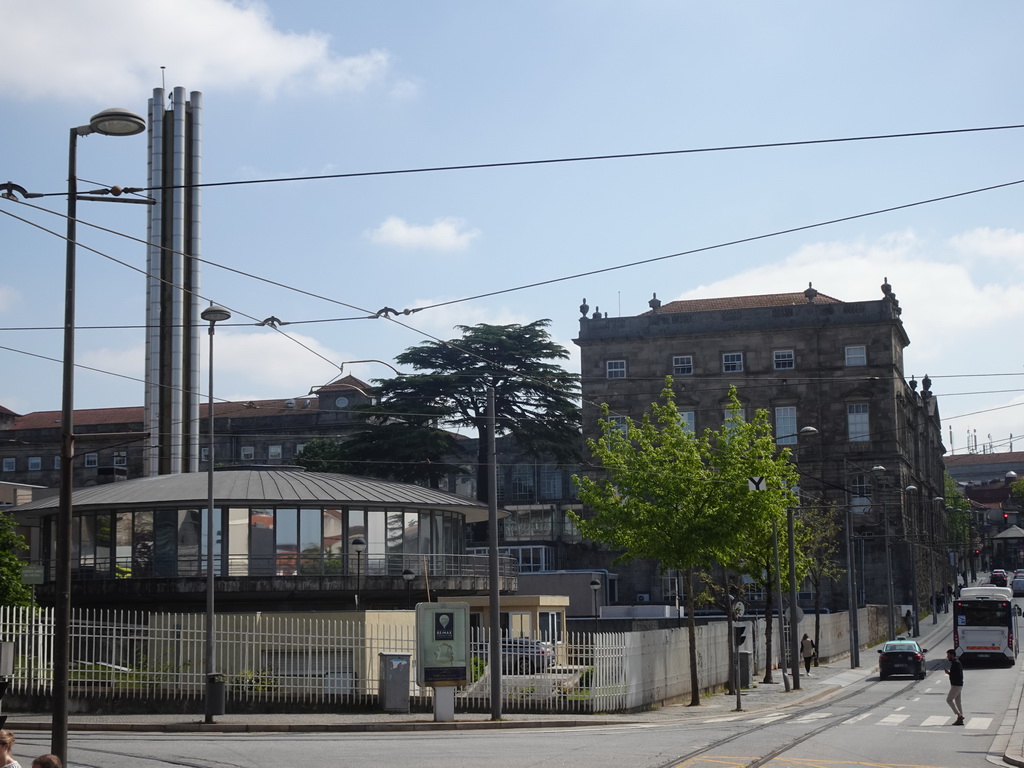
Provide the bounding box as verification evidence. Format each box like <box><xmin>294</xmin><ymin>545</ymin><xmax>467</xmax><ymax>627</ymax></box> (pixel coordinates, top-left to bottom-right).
<box><xmin>1012</xmin><ymin>578</ymin><xmax>1024</xmax><ymax>597</ymax></box>
<box><xmin>472</xmin><ymin>638</ymin><xmax>556</xmax><ymax>673</ymax></box>
<box><xmin>878</xmin><ymin>640</ymin><xmax>927</xmax><ymax>680</ymax></box>
<box><xmin>991</xmin><ymin>572</ymin><xmax>1009</xmax><ymax>587</ymax></box>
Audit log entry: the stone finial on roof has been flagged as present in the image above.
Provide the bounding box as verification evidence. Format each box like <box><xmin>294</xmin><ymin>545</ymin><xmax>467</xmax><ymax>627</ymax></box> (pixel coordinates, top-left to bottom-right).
<box><xmin>922</xmin><ymin>374</ymin><xmax>932</xmax><ymax>393</ymax></box>
<box><xmin>649</xmin><ymin>293</ymin><xmax>661</xmax><ymax>312</ymax></box>
<box><xmin>909</xmin><ymin>375</ymin><xmax>918</xmax><ymax>392</ymax></box>
<box><xmin>804</xmin><ymin>282</ymin><xmax>818</xmax><ymax>303</ymax></box>
<box><xmin>580</xmin><ymin>298</ymin><xmax>589</xmax><ymax>317</ymax></box>
<box><xmin>881</xmin><ymin>277</ymin><xmax>892</xmax><ymax>297</ymax></box>
<box><xmin>592</xmin><ymin>307</ymin><xmax>602</xmax><ymax>320</ymax></box>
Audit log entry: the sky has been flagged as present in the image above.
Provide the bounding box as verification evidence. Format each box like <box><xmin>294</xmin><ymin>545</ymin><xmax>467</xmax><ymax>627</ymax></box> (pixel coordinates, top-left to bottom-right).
<box><xmin>1</xmin><ymin>1</ymin><xmax>1023</xmax><ymax>457</ymax></box>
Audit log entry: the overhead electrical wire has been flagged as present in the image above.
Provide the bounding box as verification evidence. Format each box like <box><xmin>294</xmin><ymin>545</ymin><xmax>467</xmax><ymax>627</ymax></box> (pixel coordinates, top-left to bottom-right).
<box><xmin>3</xmin><ymin>124</ymin><xmax>1024</xmax><ymax>439</ymax></box>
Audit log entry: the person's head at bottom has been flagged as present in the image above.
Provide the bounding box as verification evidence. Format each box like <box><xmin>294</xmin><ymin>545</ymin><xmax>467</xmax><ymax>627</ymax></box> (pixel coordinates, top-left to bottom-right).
<box><xmin>32</xmin><ymin>755</ymin><xmax>62</xmax><ymax>768</ymax></box>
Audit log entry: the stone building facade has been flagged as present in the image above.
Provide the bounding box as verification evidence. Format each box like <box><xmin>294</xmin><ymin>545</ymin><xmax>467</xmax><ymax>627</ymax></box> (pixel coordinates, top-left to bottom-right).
<box><xmin>573</xmin><ymin>281</ymin><xmax>947</xmax><ymax>616</ymax></box>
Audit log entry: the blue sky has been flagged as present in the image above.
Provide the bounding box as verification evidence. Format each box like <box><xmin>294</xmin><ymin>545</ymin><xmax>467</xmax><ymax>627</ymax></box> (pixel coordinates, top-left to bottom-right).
<box><xmin>1</xmin><ymin>1</ymin><xmax>1023</xmax><ymax>457</ymax></box>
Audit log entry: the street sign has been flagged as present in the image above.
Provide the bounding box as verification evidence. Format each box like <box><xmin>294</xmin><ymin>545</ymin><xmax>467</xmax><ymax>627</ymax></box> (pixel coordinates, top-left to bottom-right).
<box><xmin>21</xmin><ymin>565</ymin><xmax>44</xmax><ymax>585</ymax></box>
<box><xmin>748</xmin><ymin>477</ymin><xmax>766</xmax><ymax>491</ymax></box>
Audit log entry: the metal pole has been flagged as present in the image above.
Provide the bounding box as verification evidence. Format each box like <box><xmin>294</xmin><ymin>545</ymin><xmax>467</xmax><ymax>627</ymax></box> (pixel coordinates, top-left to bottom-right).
<box><xmin>52</xmin><ymin>126</ymin><xmax>79</xmax><ymax>766</ymax></box>
<box><xmin>787</xmin><ymin>507</ymin><xmax>801</xmax><ymax>689</ymax></box>
<box><xmin>204</xmin><ymin>318</ymin><xmax>217</xmax><ymax>724</ymax></box>
<box><xmin>845</xmin><ymin>505</ymin><xmax>860</xmax><ymax>667</ymax></box>
<box><xmin>772</xmin><ymin>518</ymin><xmax>790</xmax><ymax>692</ymax></box>
<box><xmin>885</xmin><ymin>504</ymin><xmax>896</xmax><ymax>639</ymax></box>
<box><xmin>486</xmin><ymin>387</ymin><xmax>501</xmax><ymax>720</ymax></box>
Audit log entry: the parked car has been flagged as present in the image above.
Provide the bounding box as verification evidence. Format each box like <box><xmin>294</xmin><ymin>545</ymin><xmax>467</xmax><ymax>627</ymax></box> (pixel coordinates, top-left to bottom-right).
<box><xmin>1012</xmin><ymin>578</ymin><xmax>1024</xmax><ymax>597</ymax></box>
<box><xmin>472</xmin><ymin>638</ymin><xmax>556</xmax><ymax>673</ymax></box>
<box><xmin>878</xmin><ymin>640</ymin><xmax>927</xmax><ymax>680</ymax></box>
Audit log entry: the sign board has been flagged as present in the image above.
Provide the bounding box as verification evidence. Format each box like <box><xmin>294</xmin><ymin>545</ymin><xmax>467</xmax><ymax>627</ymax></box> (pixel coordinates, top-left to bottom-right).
<box><xmin>748</xmin><ymin>477</ymin><xmax>766</xmax><ymax>491</ymax></box>
<box><xmin>415</xmin><ymin>602</ymin><xmax>469</xmax><ymax>687</ymax></box>
<box><xmin>21</xmin><ymin>565</ymin><xmax>44</xmax><ymax>586</ymax></box>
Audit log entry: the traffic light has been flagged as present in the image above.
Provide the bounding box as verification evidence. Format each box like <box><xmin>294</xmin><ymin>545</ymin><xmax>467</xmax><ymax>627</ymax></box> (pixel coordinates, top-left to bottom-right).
<box><xmin>733</xmin><ymin>625</ymin><xmax>747</xmax><ymax>647</ymax></box>
<box><xmin>975</xmin><ymin>549</ymin><xmax>981</xmax><ymax>555</ymax></box>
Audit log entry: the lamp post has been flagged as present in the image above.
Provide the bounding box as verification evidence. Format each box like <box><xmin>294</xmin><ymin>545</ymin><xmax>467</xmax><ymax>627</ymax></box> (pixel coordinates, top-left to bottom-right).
<box><xmin>201</xmin><ymin>303</ymin><xmax>230</xmax><ymax>724</ymax></box>
<box><xmin>53</xmin><ymin>107</ymin><xmax>146</xmax><ymax>763</ymax></box>
<box><xmin>787</xmin><ymin>425</ymin><xmax>817</xmax><ymax>690</ymax></box>
<box><xmin>352</xmin><ymin>537</ymin><xmax>366</xmax><ymax>607</ymax></box>
<box><xmin>871</xmin><ymin>466</ymin><xmax>897</xmax><ymax>639</ymax></box>
<box><xmin>905</xmin><ymin>485</ymin><xmax>920</xmax><ymax>637</ymax></box>
<box><xmin>932</xmin><ymin>496</ymin><xmax>944</xmax><ymax>623</ymax></box>
<box><xmin>403</xmin><ymin>568</ymin><xmax>415</xmax><ymax>609</ymax></box>
<box><xmin>590</xmin><ymin>577</ymin><xmax>601</xmax><ymax>619</ymax></box>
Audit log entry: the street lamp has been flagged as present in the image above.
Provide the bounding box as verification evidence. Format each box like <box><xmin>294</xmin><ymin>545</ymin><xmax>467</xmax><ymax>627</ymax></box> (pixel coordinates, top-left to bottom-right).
<box><xmin>202</xmin><ymin>303</ymin><xmax>230</xmax><ymax>724</ymax></box>
<box><xmin>904</xmin><ymin>484</ymin><xmax>920</xmax><ymax>637</ymax></box>
<box><xmin>53</xmin><ymin>107</ymin><xmax>146</xmax><ymax>763</ymax></box>
<box><xmin>402</xmin><ymin>568</ymin><xmax>415</xmax><ymax>609</ymax></box>
<box><xmin>787</xmin><ymin>425</ymin><xmax>818</xmax><ymax>690</ymax></box>
<box><xmin>590</xmin><ymin>577</ymin><xmax>601</xmax><ymax>618</ymax></box>
<box><xmin>352</xmin><ymin>537</ymin><xmax>366</xmax><ymax>607</ymax></box>
<box><xmin>932</xmin><ymin>496</ymin><xmax>945</xmax><ymax>623</ymax></box>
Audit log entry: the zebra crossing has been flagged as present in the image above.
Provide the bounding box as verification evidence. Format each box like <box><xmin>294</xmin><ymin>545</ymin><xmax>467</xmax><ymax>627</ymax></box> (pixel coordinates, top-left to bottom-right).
<box><xmin>724</xmin><ymin>711</ymin><xmax>994</xmax><ymax>730</ymax></box>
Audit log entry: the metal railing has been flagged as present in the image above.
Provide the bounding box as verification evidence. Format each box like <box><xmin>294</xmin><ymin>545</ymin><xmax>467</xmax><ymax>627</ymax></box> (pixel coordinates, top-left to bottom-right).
<box><xmin>31</xmin><ymin>552</ymin><xmax>518</xmax><ymax>582</ymax></box>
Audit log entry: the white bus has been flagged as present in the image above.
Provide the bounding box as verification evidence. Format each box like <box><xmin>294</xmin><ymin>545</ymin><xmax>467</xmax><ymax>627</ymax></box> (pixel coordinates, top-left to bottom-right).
<box><xmin>953</xmin><ymin>585</ymin><xmax>1019</xmax><ymax>666</ymax></box>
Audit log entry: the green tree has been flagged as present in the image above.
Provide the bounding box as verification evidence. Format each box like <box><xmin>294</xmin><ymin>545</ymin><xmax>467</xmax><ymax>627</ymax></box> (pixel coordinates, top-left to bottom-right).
<box><xmin>0</xmin><ymin>511</ymin><xmax>31</xmax><ymax>606</ymax></box>
<box><xmin>364</xmin><ymin>320</ymin><xmax>581</xmax><ymax>502</ymax></box>
<box><xmin>296</xmin><ymin>421</ymin><xmax>467</xmax><ymax>488</ymax></box>
<box><xmin>572</xmin><ymin>382</ymin><xmax>797</xmax><ymax>704</ymax></box>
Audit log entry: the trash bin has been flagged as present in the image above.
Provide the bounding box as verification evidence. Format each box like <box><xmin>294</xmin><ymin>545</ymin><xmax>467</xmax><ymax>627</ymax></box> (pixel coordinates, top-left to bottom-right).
<box><xmin>378</xmin><ymin>653</ymin><xmax>411</xmax><ymax>713</ymax></box>
<box><xmin>206</xmin><ymin>673</ymin><xmax>226</xmax><ymax>716</ymax></box>
<box><xmin>738</xmin><ymin>651</ymin><xmax>752</xmax><ymax>688</ymax></box>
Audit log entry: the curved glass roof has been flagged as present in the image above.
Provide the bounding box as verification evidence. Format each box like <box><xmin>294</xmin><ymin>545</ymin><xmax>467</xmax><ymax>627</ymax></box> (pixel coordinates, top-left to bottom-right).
<box><xmin>13</xmin><ymin>469</ymin><xmax>491</xmax><ymax>522</ymax></box>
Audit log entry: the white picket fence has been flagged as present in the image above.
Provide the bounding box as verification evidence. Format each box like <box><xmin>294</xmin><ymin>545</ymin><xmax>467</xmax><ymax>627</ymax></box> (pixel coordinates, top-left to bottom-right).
<box><xmin>0</xmin><ymin>606</ymin><xmax>772</xmax><ymax>713</ymax></box>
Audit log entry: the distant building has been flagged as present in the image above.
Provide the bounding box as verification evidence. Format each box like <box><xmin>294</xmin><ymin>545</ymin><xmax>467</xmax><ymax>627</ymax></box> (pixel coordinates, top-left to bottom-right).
<box><xmin>573</xmin><ymin>281</ymin><xmax>946</xmax><ymax>613</ymax></box>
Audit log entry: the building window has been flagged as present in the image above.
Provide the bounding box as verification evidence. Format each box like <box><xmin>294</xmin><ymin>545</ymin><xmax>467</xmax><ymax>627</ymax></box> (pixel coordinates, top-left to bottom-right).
<box><xmin>850</xmin><ymin>473</ymin><xmax>871</xmax><ymax>511</ymax></box>
<box><xmin>201</xmin><ymin>447</ymin><xmax>210</xmax><ymax>462</ymax></box>
<box><xmin>722</xmin><ymin>352</ymin><xmax>744</xmax><ymax>373</ymax></box>
<box><xmin>606</xmin><ymin>360</ymin><xmax>626</xmax><ymax>379</ymax></box>
<box><xmin>84</xmin><ymin>453</ymin><xmax>98</xmax><ymax>468</ymax></box>
<box><xmin>775</xmin><ymin>406</ymin><xmax>797</xmax><ymax>444</ymax></box>
<box><xmin>672</xmin><ymin>355</ymin><xmax>693</xmax><ymax>375</ymax></box>
<box><xmin>773</xmin><ymin>350</ymin><xmax>795</xmax><ymax>370</ymax></box>
<box><xmin>607</xmin><ymin>415</ymin><xmax>628</xmax><ymax>435</ymax></box>
<box><xmin>28</xmin><ymin>456</ymin><xmax>41</xmax><ymax>471</ymax></box>
<box><xmin>113</xmin><ymin>453</ymin><xmax>127</xmax><ymax>466</ymax></box>
<box><xmin>848</xmin><ymin>403</ymin><xmax>870</xmax><ymax>442</ymax></box>
<box><xmin>241</xmin><ymin>446</ymin><xmax>255</xmax><ymax>460</ymax></box>
<box><xmin>845</xmin><ymin>345</ymin><xmax>867</xmax><ymax>366</ymax></box>
<box><xmin>268</xmin><ymin>445</ymin><xmax>283</xmax><ymax>460</ymax></box>
<box><xmin>679</xmin><ymin>411</ymin><xmax>695</xmax><ymax>433</ymax></box>
<box><xmin>2</xmin><ymin>458</ymin><xmax>14</xmax><ymax>472</ymax></box>
<box><xmin>295</xmin><ymin>443</ymin><xmax>306</xmax><ymax>456</ymax></box>
<box><xmin>53</xmin><ymin>456</ymin><xmax>61</xmax><ymax>470</ymax></box>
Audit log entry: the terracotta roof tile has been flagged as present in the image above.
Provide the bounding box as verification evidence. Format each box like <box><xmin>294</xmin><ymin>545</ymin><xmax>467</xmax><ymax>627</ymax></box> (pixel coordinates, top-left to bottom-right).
<box><xmin>651</xmin><ymin>292</ymin><xmax>842</xmax><ymax>314</ymax></box>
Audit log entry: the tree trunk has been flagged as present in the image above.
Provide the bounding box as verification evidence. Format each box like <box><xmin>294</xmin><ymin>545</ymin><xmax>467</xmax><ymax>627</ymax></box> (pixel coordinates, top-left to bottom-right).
<box><xmin>762</xmin><ymin>565</ymin><xmax>775</xmax><ymax>684</ymax></box>
<box><xmin>686</xmin><ymin>568</ymin><xmax>700</xmax><ymax>706</ymax></box>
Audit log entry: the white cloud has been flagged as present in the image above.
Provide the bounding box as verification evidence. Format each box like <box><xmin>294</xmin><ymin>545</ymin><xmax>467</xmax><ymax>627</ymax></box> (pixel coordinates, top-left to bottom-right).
<box><xmin>212</xmin><ymin>329</ymin><xmax>344</xmax><ymax>400</ymax></box>
<box><xmin>948</xmin><ymin>227</ymin><xmax>1024</xmax><ymax>264</ymax></box>
<box><xmin>367</xmin><ymin>216</ymin><xmax>480</xmax><ymax>251</ymax></box>
<box><xmin>0</xmin><ymin>286</ymin><xmax>19</xmax><ymax>313</ymax></box>
<box><xmin>0</xmin><ymin>1</ymin><xmax>392</xmax><ymax>102</ymax></box>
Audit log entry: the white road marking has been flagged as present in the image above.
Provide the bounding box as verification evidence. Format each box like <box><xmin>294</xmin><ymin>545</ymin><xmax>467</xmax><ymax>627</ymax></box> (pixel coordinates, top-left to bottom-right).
<box><xmin>795</xmin><ymin>712</ymin><xmax>832</xmax><ymax>722</ymax></box>
<box><xmin>921</xmin><ymin>715</ymin><xmax>948</xmax><ymax>726</ymax></box>
<box><xmin>842</xmin><ymin>713</ymin><xmax>871</xmax><ymax>724</ymax></box>
<box><xmin>879</xmin><ymin>714</ymin><xmax>910</xmax><ymax>725</ymax></box>
<box><xmin>749</xmin><ymin>713</ymin><xmax>790</xmax><ymax>724</ymax></box>
<box><xmin>966</xmin><ymin>717</ymin><xmax>992</xmax><ymax>730</ymax></box>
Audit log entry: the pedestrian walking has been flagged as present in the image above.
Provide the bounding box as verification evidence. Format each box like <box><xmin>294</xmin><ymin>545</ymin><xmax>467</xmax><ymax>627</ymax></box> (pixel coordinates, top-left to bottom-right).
<box><xmin>31</xmin><ymin>756</ymin><xmax>61</xmax><ymax>768</ymax></box>
<box><xmin>945</xmin><ymin>648</ymin><xmax>965</xmax><ymax>725</ymax></box>
<box><xmin>0</xmin><ymin>729</ymin><xmax>22</xmax><ymax>768</ymax></box>
<box><xmin>800</xmin><ymin>633</ymin><xmax>816</xmax><ymax>676</ymax></box>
